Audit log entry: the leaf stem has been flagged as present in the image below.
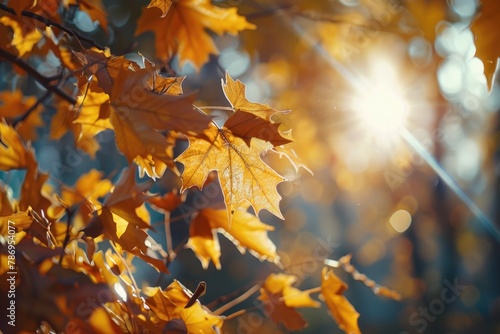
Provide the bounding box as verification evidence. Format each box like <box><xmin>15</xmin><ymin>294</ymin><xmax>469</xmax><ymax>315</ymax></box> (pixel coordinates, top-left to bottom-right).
<box><xmin>197</xmin><ymin>106</ymin><xmax>234</xmax><ymax>111</ymax></box>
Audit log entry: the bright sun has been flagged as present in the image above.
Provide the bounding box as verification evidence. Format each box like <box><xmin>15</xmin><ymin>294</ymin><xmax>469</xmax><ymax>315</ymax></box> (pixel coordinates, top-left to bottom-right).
<box><xmin>350</xmin><ymin>61</ymin><xmax>410</xmax><ymax>147</ymax></box>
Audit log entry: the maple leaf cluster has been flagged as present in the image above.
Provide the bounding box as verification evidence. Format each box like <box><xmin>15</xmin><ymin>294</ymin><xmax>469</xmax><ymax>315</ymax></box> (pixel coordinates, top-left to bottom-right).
<box><xmin>1</xmin><ymin>0</ymin><xmax>497</xmax><ymax>333</ymax></box>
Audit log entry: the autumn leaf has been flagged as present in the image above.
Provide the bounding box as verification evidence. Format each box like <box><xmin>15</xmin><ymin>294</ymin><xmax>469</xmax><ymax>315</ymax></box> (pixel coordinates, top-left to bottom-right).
<box><xmin>148</xmin><ymin>189</ymin><xmax>186</xmax><ymax>213</ymax></box>
<box><xmin>147</xmin><ymin>0</ymin><xmax>172</xmax><ymax>18</ymax></box>
<box><xmin>471</xmin><ymin>0</ymin><xmax>500</xmax><ymax>90</ymax></box>
<box><xmin>0</xmin><ymin>210</ymin><xmax>33</xmax><ymax>233</ymax></box>
<box><xmin>258</xmin><ymin>273</ymin><xmax>320</xmax><ymax>330</ymax></box>
<box><xmin>144</xmin><ymin>280</ymin><xmax>224</xmax><ymax>333</ymax></box>
<box><xmin>261</xmin><ymin>273</ymin><xmax>320</xmax><ymax>309</ymax></box>
<box><xmin>0</xmin><ymin>90</ymin><xmax>44</xmax><ymax>141</ymax></box>
<box><xmin>74</xmin><ymin>49</ymin><xmax>140</xmax><ymax>93</ymax></box>
<box><xmin>175</xmin><ymin>122</ymin><xmax>286</xmax><ymax>222</ymax></box>
<box><xmin>81</xmin><ymin>168</ymin><xmax>169</xmax><ymax>272</ymax></box>
<box><xmin>320</xmin><ymin>267</ymin><xmax>361</xmax><ymax>334</ymax></box>
<box><xmin>0</xmin><ymin>16</ymin><xmax>43</xmax><ymax>57</ymax></box>
<box><xmin>110</xmin><ymin>111</ymin><xmax>176</xmax><ymax>180</ymax></box>
<box><xmin>142</xmin><ymin>54</ymin><xmax>185</xmax><ymax>95</ymax></box>
<box><xmin>64</xmin><ymin>0</ymin><xmax>109</xmax><ymax>32</ymax></box>
<box><xmin>186</xmin><ymin>206</ymin><xmax>280</xmax><ymax>269</ymax></box>
<box><xmin>48</xmin><ymin>169</ymin><xmax>112</xmax><ymax>225</ymax></box>
<box><xmin>406</xmin><ymin>0</ymin><xmax>448</xmax><ymax>42</ymax></box>
<box><xmin>109</xmin><ymin>68</ymin><xmax>211</xmax><ymax>134</ymax></box>
<box><xmin>136</xmin><ymin>1</ymin><xmax>255</xmax><ymax>69</ymax></box>
<box><xmin>0</xmin><ymin>121</ymin><xmax>33</xmax><ymax>170</ymax></box>
<box><xmin>7</xmin><ymin>0</ymin><xmax>37</xmax><ymax>14</ymax></box>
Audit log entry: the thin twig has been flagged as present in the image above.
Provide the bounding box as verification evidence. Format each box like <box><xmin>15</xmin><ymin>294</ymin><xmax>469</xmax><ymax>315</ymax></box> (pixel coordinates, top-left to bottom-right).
<box><xmin>12</xmin><ymin>90</ymin><xmax>51</xmax><ymax>127</ymax></box>
<box><xmin>0</xmin><ymin>3</ymin><xmax>106</xmax><ymax>50</ymax></box>
<box><xmin>0</xmin><ymin>48</ymin><xmax>77</xmax><ymax>104</ymax></box>
<box><xmin>58</xmin><ymin>206</ymin><xmax>75</xmax><ymax>265</ymax></box>
<box><xmin>213</xmin><ymin>284</ymin><xmax>261</xmax><ymax>315</ymax></box>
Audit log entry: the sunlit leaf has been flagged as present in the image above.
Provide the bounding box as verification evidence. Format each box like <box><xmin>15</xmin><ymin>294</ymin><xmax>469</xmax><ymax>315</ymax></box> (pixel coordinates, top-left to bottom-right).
<box><xmin>186</xmin><ymin>206</ymin><xmax>280</xmax><ymax>269</ymax></box>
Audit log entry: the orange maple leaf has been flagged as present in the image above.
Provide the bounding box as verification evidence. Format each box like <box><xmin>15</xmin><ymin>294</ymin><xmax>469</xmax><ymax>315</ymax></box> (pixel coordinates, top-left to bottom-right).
<box><xmin>320</xmin><ymin>267</ymin><xmax>361</xmax><ymax>334</ymax></box>
<box><xmin>136</xmin><ymin>1</ymin><xmax>255</xmax><ymax>69</ymax></box>
<box><xmin>186</xmin><ymin>206</ymin><xmax>280</xmax><ymax>269</ymax></box>
<box><xmin>175</xmin><ymin>122</ymin><xmax>286</xmax><ymax>222</ymax></box>
<box><xmin>107</xmin><ymin>67</ymin><xmax>210</xmax><ymax>178</ymax></box>
<box><xmin>0</xmin><ymin>121</ymin><xmax>33</xmax><ymax>170</ymax></box>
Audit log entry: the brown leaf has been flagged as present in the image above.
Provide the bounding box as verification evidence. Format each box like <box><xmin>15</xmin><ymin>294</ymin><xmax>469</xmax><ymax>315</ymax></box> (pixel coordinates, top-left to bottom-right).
<box><xmin>471</xmin><ymin>0</ymin><xmax>500</xmax><ymax>90</ymax></box>
<box><xmin>148</xmin><ymin>189</ymin><xmax>186</xmax><ymax>213</ymax></box>
<box><xmin>222</xmin><ymin>71</ymin><xmax>288</xmax><ymax>121</ymax></box>
<box><xmin>109</xmin><ymin>68</ymin><xmax>211</xmax><ymax>134</ymax></box>
<box><xmin>225</xmin><ymin>110</ymin><xmax>292</xmax><ymax>147</ymax></box>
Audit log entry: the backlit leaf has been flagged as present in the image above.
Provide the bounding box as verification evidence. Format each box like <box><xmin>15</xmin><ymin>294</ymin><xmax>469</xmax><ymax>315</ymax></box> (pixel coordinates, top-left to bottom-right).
<box><xmin>320</xmin><ymin>267</ymin><xmax>361</xmax><ymax>334</ymax></box>
<box><xmin>175</xmin><ymin>123</ymin><xmax>286</xmax><ymax>222</ymax></box>
<box><xmin>186</xmin><ymin>206</ymin><xmax>280</xmax><ymax>269</ymax></box>
<box><xmin>136</xmin><ymin>1</ymin><xmax>255</xmax><ymax>69</ymax></box>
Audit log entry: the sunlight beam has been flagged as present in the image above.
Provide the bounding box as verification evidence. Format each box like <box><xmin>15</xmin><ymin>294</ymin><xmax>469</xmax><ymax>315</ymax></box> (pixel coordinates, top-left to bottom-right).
<box><xmin>281</xmin><ymin>13</ymin><xmax>500</xmax><ymax>241</ymax></box>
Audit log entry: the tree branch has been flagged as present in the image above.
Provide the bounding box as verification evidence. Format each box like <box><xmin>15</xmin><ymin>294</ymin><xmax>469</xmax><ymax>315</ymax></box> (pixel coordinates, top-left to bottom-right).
<box><xmin>0</xmin><ymin>3</ymin><xmax>106</xmax><ymax>50</ymax></box>
<box><xmin>0</xmin><ymin>48</ymin><xmax>77</xmax><ymax>104</ymax></box>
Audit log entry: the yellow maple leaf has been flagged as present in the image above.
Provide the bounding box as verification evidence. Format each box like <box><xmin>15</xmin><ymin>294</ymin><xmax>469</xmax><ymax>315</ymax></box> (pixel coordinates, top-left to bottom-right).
<box><xmin>221</xmin><ymin>72</ymin><xmax>292</xmax><ymax>146</ymax></box>
<box><xmin>186</xmin><ymin>206</ymin><xmax>280</xmax><ymax>269</ymax></box>
<box><xmin>257</xmin><ymin>273</ymin><xmax>319</xmax><ymax>330</ymax></box>
<box><xmin>260</xmin><ymin>273</ymin><xmax>320</xmax><ymax>309</ymax></box>
<box><xmin>320</xmin><ymin>267</ymin><xmax>361</xmax><ymax>334</ymax></box>
<box><xmin>222</xmin><ymin>71</ymin><xmax>286</xmax><ymax>121</ymax></box>
<box><xmin>144</xmin><ymin>280</ymin><xmax>224</xmax><ymax>333</ymax></box>
<box><xmin>175</xmin><ymin>123</ymin><xmax>286</xmax><ymax>222</ymax></box>
<box><xmin>471</xmin><ymin>0</ymin><xmax>500</xmax><ymax>91</ymax></box>
<box><xmin>136</xmin><ymin>0</ymin><xmax>255</xmax><ymax>69</ymax></box>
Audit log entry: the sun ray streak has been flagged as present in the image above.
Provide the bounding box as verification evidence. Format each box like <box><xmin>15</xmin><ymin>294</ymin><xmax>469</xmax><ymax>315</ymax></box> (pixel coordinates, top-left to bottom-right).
<box><xmin>401</xmin><ymin>129</ymin><xmax>500</xmax><ymax>241</ymax></box>
<box><xmin>282</xmin><ymin>13</ymin><xmax>500</xmax><ymax>241</ymax></box>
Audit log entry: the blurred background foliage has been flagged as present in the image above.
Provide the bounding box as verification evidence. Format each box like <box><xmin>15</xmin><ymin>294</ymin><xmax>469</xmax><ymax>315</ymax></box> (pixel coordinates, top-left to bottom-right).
<box><xmin>1</xmin><ymin>0</ymin><xmax>499</xmax><ymax>333</ymax></box>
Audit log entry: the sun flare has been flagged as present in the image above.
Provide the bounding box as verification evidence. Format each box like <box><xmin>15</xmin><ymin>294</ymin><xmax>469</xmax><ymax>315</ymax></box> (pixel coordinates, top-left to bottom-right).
<box><xmin>350</xmin><ymin>61</ymin><xmax>410</xmax><ymax>147</ymax></box>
